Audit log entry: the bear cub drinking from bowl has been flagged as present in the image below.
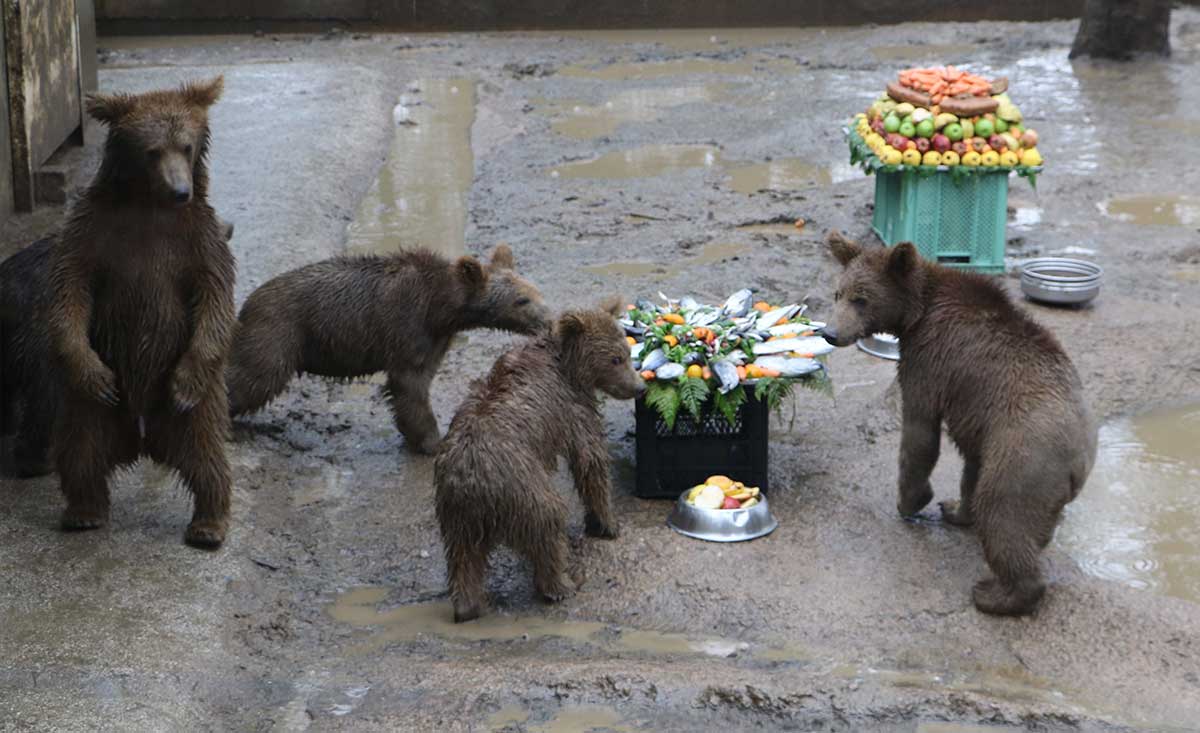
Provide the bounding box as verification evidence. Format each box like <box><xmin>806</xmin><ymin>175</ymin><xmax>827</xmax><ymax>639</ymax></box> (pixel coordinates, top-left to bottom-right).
<box><xmin>823</xmin><ymin>231</ymin><xmax>1096</xmax><ymax>616</ymax></box>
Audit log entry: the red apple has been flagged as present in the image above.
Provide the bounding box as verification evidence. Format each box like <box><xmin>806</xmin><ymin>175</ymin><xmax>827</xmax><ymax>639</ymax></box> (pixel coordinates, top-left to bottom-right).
<box><xmin>872</xmin><ymin>118</ymin><xmax>887</xmax><ymax>135</ymax></box>
<box><xmin>915</xmin><ymin>137</ymin><xmax>931</xmax><ymax>153</ymax></box>
<box><xmin>721</xmin><ymin>496</ymin><xmax>740</xmax><ymax>510</ymax></box>
<box><xmin>951</xmin><ymin>141</ymin><xmax>969</xmax><ymax>156</ymax></box>
<box><xmin>931</xmin><ymin>134</ymin><xmax>951</xmax><ymax>153</ymax></box>
<box><xmin>988</xmin><ymin>134</ymin><xmax>1006</xmax><ymax>152</ymax></box>
<box><xmin>1021</xmin><ymin>129</ymin><xmax>1039</xmax><ymax>148</ymax></box>
<box><xmin>970</xmin><ymin>136</ymin><xmax>988</xmax><ymax>153</ymax></box>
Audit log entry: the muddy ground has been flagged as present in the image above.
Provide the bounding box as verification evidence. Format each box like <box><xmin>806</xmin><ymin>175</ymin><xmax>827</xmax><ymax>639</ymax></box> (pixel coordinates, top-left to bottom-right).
<box><xmin>2</xmin><ymin>15</ymin><xmax>1200</xmax><ymax>733</ymax></box>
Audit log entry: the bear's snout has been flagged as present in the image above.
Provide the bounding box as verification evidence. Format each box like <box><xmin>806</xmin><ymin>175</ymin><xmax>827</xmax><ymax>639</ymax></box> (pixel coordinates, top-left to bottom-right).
<box><xmin>172</xmin><ymin>186</ymin><xmax>192</xmax><ymax>204</ymax></box>
<box><xmin>822</xmin><ymin>327</ymin><xmax>842</xmax><ymax>346</ymax></box>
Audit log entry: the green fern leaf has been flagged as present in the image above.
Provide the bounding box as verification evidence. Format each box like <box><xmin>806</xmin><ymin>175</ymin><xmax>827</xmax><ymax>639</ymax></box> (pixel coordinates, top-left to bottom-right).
<box><xmin>678</xmin><ymin>377</ymin><xmax>711</xmax><ymax>421</ymax></box>
<box><xmin>645</xmin><ymin>380</ymin><xmax>682</xmax><ymax>431</ymax></box>
<box><xmin>713</xmin><ymin>385</ymin><xmax>747</xmax><ymax>427</ymax></box>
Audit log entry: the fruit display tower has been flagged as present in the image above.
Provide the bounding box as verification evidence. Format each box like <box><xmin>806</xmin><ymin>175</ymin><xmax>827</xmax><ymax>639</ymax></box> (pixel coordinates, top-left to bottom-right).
<box><xmin>849</xmin><ymin>66</ymin><xmax>1043</xmax><ymax>274</ymax></box>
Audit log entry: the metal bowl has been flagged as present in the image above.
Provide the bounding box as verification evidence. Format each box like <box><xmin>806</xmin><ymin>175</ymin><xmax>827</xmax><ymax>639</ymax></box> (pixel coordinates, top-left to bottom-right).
<box><xmin>856</xmin><ymin>332</ymin><xmax>900</xmax><ymax>361</ymax></box>
<box><xmin>667</xmin><ymin>491</ymin><xmax>778</xmax><ymax>543</ymax></box>
<box><xmin>1020</xmin><ymin>258</ymin><xmax>1102</xmax><ymax>305</ymax></box>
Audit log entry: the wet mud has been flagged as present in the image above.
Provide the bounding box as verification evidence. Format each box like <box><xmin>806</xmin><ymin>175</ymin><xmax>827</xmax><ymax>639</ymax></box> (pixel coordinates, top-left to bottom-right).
<box><xmin>2</xmin><ymin>12</ymin><xmax>1200</xmax><ymax>733</ymax></box>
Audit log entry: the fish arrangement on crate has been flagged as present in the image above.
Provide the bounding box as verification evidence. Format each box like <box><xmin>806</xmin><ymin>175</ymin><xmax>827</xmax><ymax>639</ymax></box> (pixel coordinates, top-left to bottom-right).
<box><xmin>624</xmin><ymin>289</ymin><xmax>833</xmax><ymax>429</ymax></box>
<box><xmin>847</xmin><ymin>65</ymin><xmax>1043</xmax><ymax>187</ymax></box>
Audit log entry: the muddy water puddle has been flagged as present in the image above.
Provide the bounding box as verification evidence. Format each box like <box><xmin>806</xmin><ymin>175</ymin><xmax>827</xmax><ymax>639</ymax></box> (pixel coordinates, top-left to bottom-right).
<box><xmin>328</xmin><ymin>585</ymin><xmax>802</xmax><ymax>661</ymax></box>
<box><xmin>559</xmin><ymin>58</ymin><xmax>756</xmax><ymax>81</ymax></box>
<box><xmin>1057</xmin><ymin>405</ymin><xmax>1200</xmax><ymax>603</ymax></box>
<box><xmin>1100</xmin><ymin>195</ymin><xmax>1200</xmax><ymax>228</ymax></box>
<box><xmin>550</xmin><ymin>145</ymin><xmax>833</xmax><ymax>193</ymax></box>
<box><xmin>560</xmin><ymin>28</ymin><xmax>822</xmax><ymax>52</ymax></box>
<box><xmin>486</xmin><ymin>703</ymin><xmax>636</xmax><ymax>732</ymax></box>
<box><xmin>584</xmin><ymin>242</ymin><xmax>749</xmax><ymax>277</ymax></box>
<box><xmin>345</xmin><ymin>78</ymin><xmax>476</xmax><ymax>257</ymax></box>
<box><xmin>738</xmin><ymin>222</ymin><xmax>803</xmax><ymax>237</ymax></box>
<box><xmin>869</xmin><ymin>44</ymin><xmax>976</xmax><ymax>62</ymax></box>
<box><xmin>538</xmin><ymin>85</ymin><xmax>730</xmax><ymax>140</ymax></box>
<box><xmin>726</xmin><ymin>157</ymin><xmax>832</xmax><ymax>194</ymax></box>
<box><xmin>550</xmin><ymin>144</ymin><xmax>721</xmax><ymax>180</ymax></box>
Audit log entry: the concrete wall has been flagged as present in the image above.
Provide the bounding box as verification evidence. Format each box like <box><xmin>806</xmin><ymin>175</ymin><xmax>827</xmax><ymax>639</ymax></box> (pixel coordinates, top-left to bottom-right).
<box><xmin>96</xmin><ymin>0</ymin><xmax>1091</xmax><ymax>32</ymax></box>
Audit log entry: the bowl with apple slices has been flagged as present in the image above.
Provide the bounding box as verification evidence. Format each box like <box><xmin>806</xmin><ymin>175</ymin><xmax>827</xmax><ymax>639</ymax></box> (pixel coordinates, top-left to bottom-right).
<box><xmin>667</xmin><ymin>475</ymin><xmax>778</xmax><ymax>542</ymax></box>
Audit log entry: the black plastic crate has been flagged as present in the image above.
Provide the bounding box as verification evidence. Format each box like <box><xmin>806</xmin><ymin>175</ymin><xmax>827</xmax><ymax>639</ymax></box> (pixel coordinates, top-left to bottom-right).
<box><xmin>633</xmin><ymin>394</ymin><xmax>769</xmax><ymax>500</ymax></box>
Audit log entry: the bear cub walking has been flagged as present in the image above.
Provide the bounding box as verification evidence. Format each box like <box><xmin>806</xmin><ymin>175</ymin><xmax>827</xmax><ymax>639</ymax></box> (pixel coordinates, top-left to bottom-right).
<box><xmin>47</xmin><ymin>77</ymin><xmax>236</xmax><ymax>548</ymax></box>
<box><xmin>435</xmin><ymin>299</ymin><xmax>645</xmax><ymax>622</ymax></box>
<box><xmin>823</xmin><ymin>231</ymin><xmax>1097</xmax><ymax>616</ymax></box>
<box><xmin>226</xmin><ymin>245</ymin><xmax>549</xmax><ymax>454</ymax></box>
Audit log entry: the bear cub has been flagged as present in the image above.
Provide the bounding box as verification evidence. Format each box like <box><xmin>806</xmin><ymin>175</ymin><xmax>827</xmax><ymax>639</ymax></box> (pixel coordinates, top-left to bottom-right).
<box><xmin>434</xmin><ymin>298</ymin><xmax>645</xmax><ymax>622</ymax></box>
<box><xmin>823</xmin><ymin>231</ymin><xmax>1097</xmax><ymax>615</ymax></box>
<box><xmin>226</xmin><ymin>245</ymin><xmax>549</xmax><ymax>454</ymax></box>
<box><xmin>46</xmin><ymin>77</ymin><xmax>236</xmax><ymax>548</ymax></box>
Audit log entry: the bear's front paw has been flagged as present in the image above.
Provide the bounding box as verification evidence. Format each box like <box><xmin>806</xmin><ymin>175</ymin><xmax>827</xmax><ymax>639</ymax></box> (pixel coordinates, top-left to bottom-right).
<box><xmin>408</xmin><ymin>435</ymin><xmax>442</xmax><ymax>456</ymax></box>
<box><xmin>584</xmin><ymin>513</ymin><xmax>619</xmax><ymax>539</ymax></box>
<box><xmin>897</xmin><ymin>483</ymin><xmax>934</xmax><ymax>517</ymax></box>
<box><xmin>538</xmin><ymin>574</ymin><xmax>578</xmax><ymax>603</ymax></box>
<box><xmin>972</xmin><ymin>577</ymin><xmax>1045</xmax><ymax>617</ymax></box>
<box><xmin>61</xmin><ymin>506</ymin><xmax>108</xmax><ymax>531</ymax></box>
<box><xmin>170</xmin><ymin>358</ymin><xmax>211</xmax><ymax>413</ymax></box>
<box><xmin>76</xmin><ymin>360</ymin><xmax>120</xmax><ymax>406</ymax></box>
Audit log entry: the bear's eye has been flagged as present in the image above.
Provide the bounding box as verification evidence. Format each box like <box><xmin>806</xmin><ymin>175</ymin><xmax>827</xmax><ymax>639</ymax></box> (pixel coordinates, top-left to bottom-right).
<box><xmin>183</xmin><ymin>144</ymin><xmax>194</xmax><ymax>157</ymax></box>
<box><xmin>611</xmin><ymin>356</ymin><xmax>622</xmax><ymax>366</ymax></box>
<box><xmin>850</xmin><ymin>296</ymin><xmax>868</xmax><ymax>307</ymax></box>
<box><xmin>514</xmin><ymin>297</ymin><xmax>530</xmax><ymax>307</ymax></box>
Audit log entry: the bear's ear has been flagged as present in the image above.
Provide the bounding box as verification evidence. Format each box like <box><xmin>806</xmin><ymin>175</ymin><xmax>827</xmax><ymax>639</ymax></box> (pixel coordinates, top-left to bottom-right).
<box><xmin>488</xmin><ymin>243</ymin><xmax>515</xmax><ymax>271</ymax></box>
<box><xmin>181</xmin><ymin>76</ymin><xmax>224</xmax><ymax>109</ymax></box>
<box><xmin>85</xmin><ymin>93</ymin><xmax>136</xmax><ymax>125</ymax></box>
<box><xmin>455</xmin><ymin>256</ymin><xmax>487</xmax><ymax>293</ymax></box>
<box><xmin>598</xmin><ymin>295</ymin><xmax>625</xmax><ymax>318</ymax></box>
<box><xmin>827</xmin><ymin>230</ymin><xmax>862</xmax><ymax>267</ymax></box>
<box><xmin>557</xmin><ymin>312</ymin><xmax>586</xmax><ymax>342</ymax></box>
<box><xmin>888</xmin><ymin>242</ymin><xmax>919</xmax><ymax>278</ymax></box>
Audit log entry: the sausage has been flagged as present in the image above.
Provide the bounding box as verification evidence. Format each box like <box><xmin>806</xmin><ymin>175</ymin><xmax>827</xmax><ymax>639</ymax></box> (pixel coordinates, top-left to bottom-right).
<box><xmin>886</xmin><ymin>82</ymin><xmax>931</xmax><ymax>108</ymax></box>
<box><xmin>939</xmin><ymin>95</ymin><xmax>999</xmax><ymax>116</ymax></box>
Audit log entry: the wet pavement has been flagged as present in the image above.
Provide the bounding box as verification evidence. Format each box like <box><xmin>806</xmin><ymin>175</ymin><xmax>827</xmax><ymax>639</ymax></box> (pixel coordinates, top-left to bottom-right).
<box><xmin>3</xmin><ymin>13</ymin><xmax>1200</xmax><ymax>732</ymax></box>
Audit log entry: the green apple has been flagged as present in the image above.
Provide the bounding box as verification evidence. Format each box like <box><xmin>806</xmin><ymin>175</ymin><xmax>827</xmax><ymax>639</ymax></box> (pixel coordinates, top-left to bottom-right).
<box><xmin>884</xmin><ymin>114</ymin><xmax>901</xmax><ymax>133</ymax></box>
<box><xmin>975</xmin><ymin>118</ymin><xmax>995</xmax><ymax>137</ymax></box>
<box><xmin>899</xmin><ymin>121</ymin><xmax>917</xmax><ymax>138</ymax></box>
<box><xmin>943</xmin><ymin>122</ymin><xmax>964</xmax><ymax>142</ymax></box>
<box><xmin>902</xmin><ymin>114</ymin><xmax>914</xmax><ymax>127</ymax></box>
<box><xmin>994</xmin><ymin>118</ymin><xmax>1009</xmax><ymax>133</ymax></box>
<box><xmin>915</xmin><ymin>119</ymin><xmax>935</xmax><ymax>138</ymax></box>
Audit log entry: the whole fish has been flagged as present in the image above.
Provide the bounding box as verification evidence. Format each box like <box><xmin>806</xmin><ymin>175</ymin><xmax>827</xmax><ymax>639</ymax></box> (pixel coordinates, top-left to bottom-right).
<box><xmin>640</xmin><ymin>348</ymin><xmax>668</xmax><ymax>372</ymax></box>
<box><xmin>721</xmin><ymin>289</ymin><xmax>753</xmax><ymax>318</ymax></box>
<box><xmin>711</xmin><ymin>359</ymin><xmax>740</xmax><ymax>394</ymax></box>
<box><xmin>766</xmin><ymin>322</ymin><xmax>821</xmax><ymax>337</ymax></box>
<box><xmin>755</xmin><ymin>304</ymin><xmax>800</xmax><ymax>332</ymax></box>
<box><xmin>635</xmin><ymin>298</ymin><xmax>657</xmax><ymax>313</ymax></box>
<box><xmin>655</xmin><ymin>363</ymin><xmax>685</xmax><ymax>380</ymax></box>
<box><xmin>630</xmin><ymin>342</ymin><xmax>645</xmax><ymax>361</ymax></box>
<box><xmin>723</xmin><ymin>349</ymin><xmax>749</xmax><ymax>365</ymax></box>
<box><xmin>753</xmin><ymin>355</ymin><xmax>822</xmax><ymax>377</ymax></box>
<box><xmin>687</xmin><ymin>308</ymin><xmax>721</xmax><ymax>327</ymax></box>
<box><xmin>752</xmin><ymin>336</ymin><xmax>834</xmax><ymax>357</ymax></box>
<box><xmin>680</xmin><ymin>296</ymin><xmax>700</xmax><ymax>312</ymax></box>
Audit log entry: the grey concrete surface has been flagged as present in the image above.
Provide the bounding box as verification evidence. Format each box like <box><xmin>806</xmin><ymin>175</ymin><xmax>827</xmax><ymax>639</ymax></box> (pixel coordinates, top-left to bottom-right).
<box><xmin>2</xmin><ymin>15</ymin><xmax>1200</xmax><ymax>732</ymax></box>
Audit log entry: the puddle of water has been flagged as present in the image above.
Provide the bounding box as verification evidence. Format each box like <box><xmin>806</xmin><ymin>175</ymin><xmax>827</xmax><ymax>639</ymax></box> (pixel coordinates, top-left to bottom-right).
<box><xmin>584</xmin><ymin>241</ymin><xmax>749</xmax><ymax>277</ymax></box>
<box><xmin>561</xmin><ymin>28</ymin><xmax>820</xmax><ymax>52</ymax></box>
<box><xmin>486</xmin><ymin>705</ymin><xmax>529</xmax><ymax>730</ymax></box>
<box><xmin>917</xmin><ymin>724</ymin><xmax>1017</xmax><ymax>733</ymax></box>
<box><xmin>531</xmin><ymin>705</ymin><xmax>633</xmax><ymax>733</ymax></box>
<box><xmin>1057</xmin><ymin>405</ymin><xmax>1200</xmax><ymax>604</ymax></box>
<box><xmin>345</xmin><ymin>78</ymin><xmax>476</xmax><ymax>258</ymax></box>
<box><xmin>550</xmin><ymin>144</ymin><xmax>721</xmax><ymax>180</ymax></box>
<box><xmin>1099</xmin><ymin>195</ymin><xmax>1200</xmax><ymax>228</ymax></box>
<box><xmin>1147</xmin><ymin>118</ymin><xmax>1200</xmax><ymax>136</ymax></box>
<box><xmin>293</xmin><ymin>463</ymin><xmax>355</xmax><ymax>508</ymax></box>
<box><xmin>869</xmin><ymin>44</ymin><xmax>976</xmax><ymax>62</ymax></box>
<box><xmin>1010</xmin><ymin>207</ymin><xmax>1043</xmax><ymax>230</ymax></box>
<box><xmin>541</xmin><ymin>85</ymin><xmax>729</xmax><ymax>140</ymax></box>
<box><xmin>327</xmin><ymin>585</ymin><xmax>791</xmax><ymax>660</ymax></box>
<box><xmin>726</xmin><ymin>157</ymin><xmax>832</xmax><ymax>194</ymax></box>
<box><xmin>559</xmin><ymin>58</ymin><xmax>755</xmax><ymax>81</ymax></box>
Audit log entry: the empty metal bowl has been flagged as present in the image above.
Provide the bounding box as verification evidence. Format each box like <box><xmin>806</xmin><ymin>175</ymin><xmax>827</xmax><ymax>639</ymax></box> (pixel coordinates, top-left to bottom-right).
<box><xmin>856</xmin><ymin>332</ymin><xmax>900</xmax><ymax>361</ymax></box>
<box><xmin>667</xmin><ymin>491</ymin><xmax>778</xmax><ymax>542</ymax></box>
<box><xmin>1020</xmin><ymin>258</ymin><xmax>1102</xmax><ymax>305</ymax></box>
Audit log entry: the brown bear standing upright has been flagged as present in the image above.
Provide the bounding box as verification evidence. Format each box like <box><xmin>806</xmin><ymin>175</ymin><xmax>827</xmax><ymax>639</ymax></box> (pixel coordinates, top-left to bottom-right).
<box><xmin>1</xmin><ymin>220</ymin><xmax>234</xmax><ymax>478</ymax></box>
<box><xmin>434</xmin><ymin>299</ymin><xmax>645</xmax><ymax>622</ymax></box>
<box><xmin>47</xmin><ymin>77</ymin><xmax>236</xmax><ymax>549</ymax></box>
<box><xmin>225</xmin><ymin>245</ymin><xmax>550</xmax><ymax>454</ymax></box>
<box><xmin>822</xmin><ymin>232</ymin><xmax>1097</xmax><ymax>616</ymax></box>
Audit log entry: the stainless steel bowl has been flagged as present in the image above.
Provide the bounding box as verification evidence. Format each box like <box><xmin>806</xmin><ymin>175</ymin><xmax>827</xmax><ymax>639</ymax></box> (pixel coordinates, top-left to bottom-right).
<box><xmin>1020</xmin><ymin>258</ymin><xmax>1102</xmax><ymax>305</ymax></box>
<box><xmin>856</xmin><ymin>332</ymin><xmax>900</xmax><ymax>361</ymax></box>
<box><xmin>667</xmin><ymin>492</ymin><xmax>778</xmax><ymax>542</ymax></box>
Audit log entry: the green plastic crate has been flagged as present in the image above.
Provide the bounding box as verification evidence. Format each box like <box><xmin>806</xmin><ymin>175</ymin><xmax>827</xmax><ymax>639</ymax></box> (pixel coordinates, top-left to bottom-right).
<box><xmin>871</xmin><ymin>169</ymin><xmax>1009</xmax><ymax>274</ymax></box>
